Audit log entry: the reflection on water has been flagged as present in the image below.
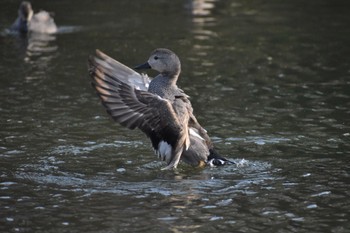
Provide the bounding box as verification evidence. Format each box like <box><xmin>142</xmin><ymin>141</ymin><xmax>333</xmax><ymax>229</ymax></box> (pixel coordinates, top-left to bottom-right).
<box><xmin>26</xmin><ymin>33</ymin><xmax>57</xmax><ymax>55</ymax></box>
<box><xmin>188</xmin><ymin>0</ymin><xmax>217</xmax><ymax>17</ymax></box>
<box><xmin>186</xmin><ymin>0</ymin><xmax>218</xmax><ymax>79</ymax></box>
<box><xmin>24</xmin><ymin>33</ymin><xmax>58</xmax><ymax>79</ymax></box>
<box><xmin>8</xmin><ymin>31</ymin><xmax>58</xmax><ymax>80</ymax></box>
<box><xmin>188</xmin><ymin>0</ymin><xmax>217</xmax><ymax>42</ymax></box>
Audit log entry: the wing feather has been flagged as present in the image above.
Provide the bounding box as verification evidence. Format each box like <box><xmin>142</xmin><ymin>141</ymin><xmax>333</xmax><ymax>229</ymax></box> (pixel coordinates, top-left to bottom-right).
<box><xmin>88</xmin><ymin>50</ymin><xmax>194</xmax><ymax>168</ymax></box>
<box><xmin>93</xmin><ymin>49</ymin><xmax>151</xmax><ymax>91</ymax></box>
<box><xmin>89</xmin><ymin>51</ymin><xmax>178</xmax><ymax>134</ymax></box>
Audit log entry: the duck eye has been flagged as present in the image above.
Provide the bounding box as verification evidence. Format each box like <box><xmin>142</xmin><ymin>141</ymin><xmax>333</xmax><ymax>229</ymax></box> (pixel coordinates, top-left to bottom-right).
<box><xmin>154</xmin><ymin>56</ymin><xmax>159</xmax><ymax>60</ymax></box>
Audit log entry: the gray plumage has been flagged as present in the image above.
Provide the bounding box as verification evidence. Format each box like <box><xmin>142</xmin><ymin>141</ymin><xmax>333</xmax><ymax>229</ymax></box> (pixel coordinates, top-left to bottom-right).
<box><xmin>88</xmin><ymin>48</ymin><xmax>233</xmax><ymax>169</ymax></box>
<box><xmin>10</xmin><ymin>1</ymin><xmax>57</xmax><ymax>34</ymax></box>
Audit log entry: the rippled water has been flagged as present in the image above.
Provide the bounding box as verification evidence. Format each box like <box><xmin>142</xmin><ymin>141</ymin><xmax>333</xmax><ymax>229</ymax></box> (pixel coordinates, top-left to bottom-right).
<box><xmin>1</xmin><ymin>0</ymin><xmax>350</xmax><ymax>232</ymax></box>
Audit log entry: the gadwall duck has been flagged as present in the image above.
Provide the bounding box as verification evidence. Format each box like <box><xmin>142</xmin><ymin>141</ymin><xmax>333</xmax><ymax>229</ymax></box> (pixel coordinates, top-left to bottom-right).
<box><xmin>10</xmin><ymin>1</ymin><xmax>57</xmax><ymax>34</ymax></box>
<box><xmin>88</xmin><ymin>49</ymin><xmax>234</xmax><ymax>169</ymax></box>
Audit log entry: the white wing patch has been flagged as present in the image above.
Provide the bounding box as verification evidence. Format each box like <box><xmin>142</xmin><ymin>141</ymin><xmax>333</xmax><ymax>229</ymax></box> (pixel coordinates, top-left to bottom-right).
<box><xmin>189</xmin><ymin>128</ymin><xmax>204</xmax><ymax>141</ymax></box>
<box><xmin>157</xmin><ymin>141</ymin><xmax>172</xmax><ymax>163</ymax></box>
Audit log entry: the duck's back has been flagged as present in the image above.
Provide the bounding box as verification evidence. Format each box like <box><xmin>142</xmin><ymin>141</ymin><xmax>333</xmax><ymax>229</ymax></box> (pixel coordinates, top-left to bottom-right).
<box><xmin>28</xmin><ymin>11</ymin><xmax>57</xmax><ymax>34</ymax></box>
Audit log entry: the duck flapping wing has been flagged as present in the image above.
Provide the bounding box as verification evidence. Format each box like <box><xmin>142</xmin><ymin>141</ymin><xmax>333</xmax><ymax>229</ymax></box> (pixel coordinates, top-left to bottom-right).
<box><xmin>88</xmin><ymin>51</ymin><xmax>190</xmax><ymax>168</ymax></box>
<box><xmin>92</xmin><ymin>50</ymin><xmax>151</xmax><ymax>91</ymax></box>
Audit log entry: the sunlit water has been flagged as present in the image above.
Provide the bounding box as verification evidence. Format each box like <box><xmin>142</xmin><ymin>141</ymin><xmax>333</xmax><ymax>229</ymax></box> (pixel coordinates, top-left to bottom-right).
<box><xmin>1</xmin><ymin>0</ymin><xmax>350</xmax><ymax>232</ymax></box>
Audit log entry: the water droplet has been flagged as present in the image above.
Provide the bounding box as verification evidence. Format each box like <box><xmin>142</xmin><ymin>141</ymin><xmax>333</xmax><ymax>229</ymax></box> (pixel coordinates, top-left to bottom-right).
<box><xmin>116</xmin><ymin>168</ymin><xmax>126</xmax><ymax>173</ymax></box>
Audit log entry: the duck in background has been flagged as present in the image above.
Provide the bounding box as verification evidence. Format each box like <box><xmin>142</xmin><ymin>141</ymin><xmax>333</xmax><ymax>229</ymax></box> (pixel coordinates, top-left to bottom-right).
<box><xmin>10</xmin><ymin>1</ymin><xmax>57</xmax><ymax>34</ymax></box>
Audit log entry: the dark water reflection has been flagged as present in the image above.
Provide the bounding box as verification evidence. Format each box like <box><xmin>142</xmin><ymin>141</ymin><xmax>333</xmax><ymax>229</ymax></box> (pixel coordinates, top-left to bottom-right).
<box><xmin>1</xmin><ymin>0</ymin><xmax>350</xmax><ymax>232</ymax></box>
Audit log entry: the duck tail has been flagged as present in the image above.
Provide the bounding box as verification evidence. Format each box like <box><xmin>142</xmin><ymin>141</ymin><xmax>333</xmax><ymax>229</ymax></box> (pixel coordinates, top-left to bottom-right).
<box><xmin>207</xmin><ymin>148</ymin><xmax>235</xmax><ymax>167</ymax></box>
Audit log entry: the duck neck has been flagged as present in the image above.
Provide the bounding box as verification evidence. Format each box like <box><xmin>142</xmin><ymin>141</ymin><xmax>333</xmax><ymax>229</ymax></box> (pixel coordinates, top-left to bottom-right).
<box><xmin>161</xmin><ymin>72</ymin><xmax>179</xmax><ymax>86</ymax></box>
<box><xmin>161</xmin><ymin>60</ymin><xmax>181</xmax><ymax>85</ymax></box>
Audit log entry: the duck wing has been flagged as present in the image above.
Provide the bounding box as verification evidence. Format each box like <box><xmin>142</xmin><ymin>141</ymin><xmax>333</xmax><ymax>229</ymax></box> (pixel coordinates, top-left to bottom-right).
<box><xmin>88</xmin><ymin>51</ymin><xmax>189</xmax><ymax>169</ymax></box>
<box><xmin>91</xmin><ymin>50</ymin><xmax>151</xmax><ymax>91</ymax></box>
<box><xmin>188</xmin><ymin>114</ymin><xmax>214</xmax><ymax>149</ymax></box>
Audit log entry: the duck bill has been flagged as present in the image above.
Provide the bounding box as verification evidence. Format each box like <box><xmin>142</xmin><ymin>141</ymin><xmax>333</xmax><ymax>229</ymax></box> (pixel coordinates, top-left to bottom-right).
<box><xmin>134</xmin><ymin>62</ymin><xmax>151</xmax><ymax>70</ymax></box>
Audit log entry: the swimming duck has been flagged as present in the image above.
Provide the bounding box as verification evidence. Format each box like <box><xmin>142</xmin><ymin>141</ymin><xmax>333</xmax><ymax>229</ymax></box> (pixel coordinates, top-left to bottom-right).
<box><xmin>88</xmin><ymin>49</ymin><xmax>233</xmax><ymax>169</ymax></box>
<box><xmin>10</xmin><ymin>1</ymin><xmax>57</xmax><ymax>34</ymax></box>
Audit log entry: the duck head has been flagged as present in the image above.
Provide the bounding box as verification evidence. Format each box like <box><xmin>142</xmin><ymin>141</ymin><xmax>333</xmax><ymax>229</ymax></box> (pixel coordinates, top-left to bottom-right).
<box><xmin>16</xmin><ymin>1</ymin><xmax>33</xmax><ymax>33</ymax></box>
<box><xmin>18</xmin><ymin>1</ymin><xmax>33</xmax><ymax>23</ymax></box>
<box><xmin>135</xmin><ymin>48</ymin><xmax>181</xmax><ymax>77</ymax></box>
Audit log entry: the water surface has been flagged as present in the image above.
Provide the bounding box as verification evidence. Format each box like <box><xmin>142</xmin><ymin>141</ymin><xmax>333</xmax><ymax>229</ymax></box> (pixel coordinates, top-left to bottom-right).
<box><xmin>1</xmin><ymin>0</ymin><xmax>349</xmax><ymax>232</ymax></box>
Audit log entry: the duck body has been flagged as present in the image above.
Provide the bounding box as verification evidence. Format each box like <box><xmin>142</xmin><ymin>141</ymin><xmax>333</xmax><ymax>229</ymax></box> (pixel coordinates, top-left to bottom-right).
<box><xmin>10</xmin><ymin>1</ymin><xmax>57</xmax><ymax>34</ymax></box>
<box><xmin>28</xmin><ymin>11</ymin><xmax>57</xmax><ymax>34</ymax></box>
<box><xmin>88</xmin><ymin>48</ymin><xmax>233</xmax><ymax>169</ymax></box>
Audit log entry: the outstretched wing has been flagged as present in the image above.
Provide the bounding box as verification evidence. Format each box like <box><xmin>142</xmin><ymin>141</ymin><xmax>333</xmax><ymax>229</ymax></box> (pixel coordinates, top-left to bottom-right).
<box><xmin>89</xmin><ymin>53</ymin><xmax>167</xmax><ymax>131</ymax></box>
<box><xmin>92</xmin><ymin>49</ymin><xmax>151</xmax><ymax>91</ymax></box>
<box><xmin>88</xmin><ymin>51</ymin><xmax>189</xmax><ymax>168</ymax></box>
